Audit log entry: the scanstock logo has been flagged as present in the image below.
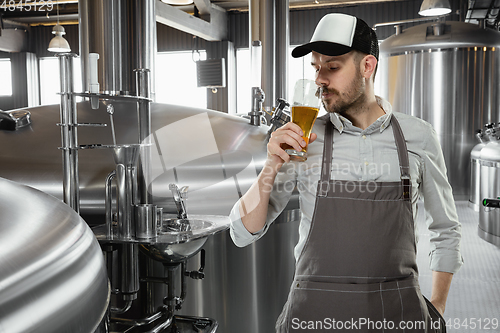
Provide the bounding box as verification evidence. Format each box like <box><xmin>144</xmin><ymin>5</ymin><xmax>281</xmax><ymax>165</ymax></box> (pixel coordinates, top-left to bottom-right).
<box><xmin>140</xmin><ymin>112</ymin><xmax>261</xmax><ymax>216</ymax></box>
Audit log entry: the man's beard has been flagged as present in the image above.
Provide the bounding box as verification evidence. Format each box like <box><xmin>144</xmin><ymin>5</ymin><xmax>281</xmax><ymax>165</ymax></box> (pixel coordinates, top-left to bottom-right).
<box><xmin>322</xmin><ymin>70</ymin><xmax>366</xmax><ymax>116</ymax></box>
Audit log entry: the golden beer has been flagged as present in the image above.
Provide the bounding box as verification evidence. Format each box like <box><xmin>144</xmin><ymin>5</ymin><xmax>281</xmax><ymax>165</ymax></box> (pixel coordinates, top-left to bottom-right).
<box><xmin>286</xmin><ymin>105</ymin><xmax>319</xmax><ymax>162</ymax></box>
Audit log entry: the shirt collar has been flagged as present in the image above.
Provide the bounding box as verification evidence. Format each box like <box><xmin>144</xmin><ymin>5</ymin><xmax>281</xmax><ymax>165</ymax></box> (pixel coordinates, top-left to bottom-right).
<box><xmin>329</xmin><ymin>96</ymin><xmax>393</xmax><ymax>134</ymax></box>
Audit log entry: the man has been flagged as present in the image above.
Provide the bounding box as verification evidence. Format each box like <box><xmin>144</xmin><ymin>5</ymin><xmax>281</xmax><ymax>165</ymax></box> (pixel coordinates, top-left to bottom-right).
<box><xmin>230</xmin><ymin>13</ymin><xmax>462</xmax><ymax>332</ymax></box>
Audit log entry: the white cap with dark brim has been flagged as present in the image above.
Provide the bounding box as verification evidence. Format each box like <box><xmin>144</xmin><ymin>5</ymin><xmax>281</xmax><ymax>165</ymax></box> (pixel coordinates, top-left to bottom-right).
<box><xmin>292</xmin><ymin>13</ymin><xmax>379</xmax><ymax>60</ymax></box>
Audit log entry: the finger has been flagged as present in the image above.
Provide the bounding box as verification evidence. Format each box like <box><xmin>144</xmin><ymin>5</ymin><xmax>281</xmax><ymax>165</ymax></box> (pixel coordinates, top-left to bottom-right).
<box><xmin>309</xmin><ymin>132</ymin><xmax>318</xmax><ymax>144</ymax></box>
<box><xmin>271</xmin><ymin>132</ymin><xmax>304</xmax><ymax>152</ymax></box>
<box><xmin>271</xmin><ymin>128</ymin><xmax>306</xmax><ymax>150</ymax></box>
<box><xmin>279</xmin><ymin>122</ymin><xmax>304</xmax><ymax>137</ymax></box>
<box><xmin>267</xmin><ymin>143</ymin><xmax>290</xmax><ymax>164</ymax></box>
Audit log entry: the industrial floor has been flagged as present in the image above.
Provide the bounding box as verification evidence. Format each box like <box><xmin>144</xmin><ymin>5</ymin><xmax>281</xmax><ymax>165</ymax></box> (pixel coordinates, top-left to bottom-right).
<box><xmin>416</xmin><ymin>201</ymin><xmax>500</xmax><ymax>333</ymax></box>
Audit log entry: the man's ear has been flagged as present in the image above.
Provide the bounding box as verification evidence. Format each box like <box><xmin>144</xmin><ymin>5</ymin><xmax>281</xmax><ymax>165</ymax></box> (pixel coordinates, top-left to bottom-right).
<box><xmin>361</xmin><ymin>55</ymin><xmax>377</xmax><ymax>80</ymax></box>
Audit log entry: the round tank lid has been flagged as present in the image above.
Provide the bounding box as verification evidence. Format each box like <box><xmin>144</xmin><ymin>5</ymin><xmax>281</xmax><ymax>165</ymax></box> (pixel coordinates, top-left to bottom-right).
<box><xmin>480</xmin><ymin>141</ymin><xmax>500</xmax><ymax>162</ymax></box>
<box><xmin>380</xmin><ymin>21</ymin><xmax>500</xmax><ymax>54</ymax></box>
<box><xmin>471</xmin><ymin>143</ymin><xmax>486</xmax><ymax>159</ymax></box>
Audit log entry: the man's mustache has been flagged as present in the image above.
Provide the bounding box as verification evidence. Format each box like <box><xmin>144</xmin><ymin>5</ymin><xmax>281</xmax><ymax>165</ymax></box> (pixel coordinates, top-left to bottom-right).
<box><xmin>316</xmin><ymin>86</ymin><xmax>339</xmax><ymax>97</ymax></box>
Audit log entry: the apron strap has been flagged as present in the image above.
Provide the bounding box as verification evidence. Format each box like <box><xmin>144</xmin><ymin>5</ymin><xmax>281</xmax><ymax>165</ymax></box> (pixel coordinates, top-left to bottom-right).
<box><xmin>319</xmin><ymin>114</ymin><xmax>411</xmax><ymax>199</ymax></box>
<box><xmin>318</xmin><ymin>119</ymin><xmax>334</xmax><ymax>197</ymax></box>
<box><xmin>390</xmin><ymin>115</ymin><xmax>412</xmax><ymax>200</ymax></box>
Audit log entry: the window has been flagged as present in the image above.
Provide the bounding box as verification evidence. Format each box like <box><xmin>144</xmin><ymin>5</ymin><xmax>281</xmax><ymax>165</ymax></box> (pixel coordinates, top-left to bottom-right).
<box><xmin>235</xmin><ymin>46</ymin><xmax>321</xmax><ymax>115</ymax></box>
<box><xmin>155</xmin><ymin>51</ymin><xmax>207</xmax><ymax>109</ymax></box>
<box><xmin>0</xmin><ymin>59</ymin><xmax>13</xmax><ymax>96</ymax></box>
<box><xmin>39</xmin><ymin>57</ymin><xmax>82</xmax><ymax>105</ymax></box>
<box><xmin>288</xmin><ymin>49</ymin><xmax>317</xmax><ymax>101</ymax></box>
<box><xmin>236</xmin><ymin>48</ymin><xmax>250</xmax><ymax>115</ymax></box>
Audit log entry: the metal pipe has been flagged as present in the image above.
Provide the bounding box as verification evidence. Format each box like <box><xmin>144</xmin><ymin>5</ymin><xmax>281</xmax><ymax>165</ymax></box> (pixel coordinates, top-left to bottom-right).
<box><xmin>105</xmin><ymin>170</ymin><xmax>116</xmax><ymax>239</ymax></box>
<box><xmin>164</xmin><ymin>264</ymin><xmax>179</xmax><ymax>319</ymax></box>
<box><xmin>120</xmin><ymin>243</ymin><xmax>139</xmax><ymax>300</ymax></box>
<box><xmin>144</xmin><ymin>315</ymin><xmax>174</xmax><ymax>333</ymax></box>
<box><xmin>261</xmin><ymin>0</ymin><xmax>276</xmax><ymax>112</ymax></box>
<box><xmin>178</xmin><ymin>262</ymin><xmax>187</xmax><ymax>310</ymax></box>
<box><xmin>116</xmin><ymin>164</ymin><xmax>132</xmax><ymax>239</ymax></box>
<box><xmin>58</xmin><ymin>53</ymin><xmax>80</xmax><ymax>213</ymax></box>
<box><xmin>110</xmin><ymin>300</ymin><xmax>133</xmax><ymax>315</ymax></box>
<box><xmin>135</xmin><ymin>69</ymin><xmax>153</xmax><ymax>205</ymax></box>
<box><xmin>111</xmin><ymin>309</ymin><xmax>164</xmax><ymax>326</ymax></box>
<box><xmin>111</xmin><ymin>311</ymin><xmax>173</xmax><ymax>333</ymax></box>
<box><xmin>133</xmin><ymin>0</ymin><xmax>156</xmax><ymax>99</ymax></box>
<box><xmin>373</xmin><ymin>17</ymin><xmax>440</xmax><ymax>30</ymax></box>
<box><xmin>275</xmin><ymin>0</ymin><xmax>289</xmax><ymax>102</ymax></box>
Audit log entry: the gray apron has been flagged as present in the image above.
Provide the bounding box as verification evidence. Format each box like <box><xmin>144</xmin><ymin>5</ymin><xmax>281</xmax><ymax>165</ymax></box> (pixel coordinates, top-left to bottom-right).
<box><xmin>276</xmin><ymin>116</ymin><xmax>446</xmax><ymax>332</ymax></box>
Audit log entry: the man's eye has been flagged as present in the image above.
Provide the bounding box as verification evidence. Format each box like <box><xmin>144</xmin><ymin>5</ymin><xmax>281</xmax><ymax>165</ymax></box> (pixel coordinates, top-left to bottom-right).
<box><xmin>329</xmin><ymin>67</ymin><xmax>338</xmax><ymax>71</ymax></box>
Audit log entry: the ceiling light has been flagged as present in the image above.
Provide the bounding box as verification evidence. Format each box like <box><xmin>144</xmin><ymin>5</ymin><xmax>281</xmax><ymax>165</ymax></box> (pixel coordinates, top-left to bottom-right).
<box><xmin>160</xmin><ymin>0</ymin><xmax>194</xmax><ymax>5</ymax></box>
<box><xmin>47</xmin><ymin>2</ymin><xmax>70</xmax><ymax>53</ymax></box>
<box><xmin>48</xmin><ymin>24</ymin><xmax>71</xmax><ymax>53</ymax></box>
<box><xmin>418</xmin><ymin>0</ymin><xmax>451</xmax><ymax>16</ymax></box>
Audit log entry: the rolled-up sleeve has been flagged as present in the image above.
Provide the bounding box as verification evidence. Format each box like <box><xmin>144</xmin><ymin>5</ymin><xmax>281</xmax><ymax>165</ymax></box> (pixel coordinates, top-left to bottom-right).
<box><xmin>420</xmin><ymin>125</ymin><xmax>464</xmax><ymax>274</ymax></box>
<box><xmin>229</xmin><ymin>165</ymin><xmax>296</xmax><ymax>248</ymax></box>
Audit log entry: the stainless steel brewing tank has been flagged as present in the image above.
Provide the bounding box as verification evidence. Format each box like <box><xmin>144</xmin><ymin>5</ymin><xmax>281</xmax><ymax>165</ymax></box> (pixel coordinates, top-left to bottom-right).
<box><xmin>479</xmin><ymin>141</ymin><xmax>500</xmax><ymax>246</ymax></box>
<box><xmin>0</xmin><ymin>102</ymin><xmax>300</xmax><ymax>332</ymax></box>
<box><xmin>379</xmin><ymin>21</ymin><xmax>500</xmax><ymax>198</ymax></box>
<box><xmin>0</xmin><ymin>102</ymin><xmax>269</xmax><ymax>220</ymax></box>
<box><xmin>0</xmin><ymin>177</ymin><xmax>109</xmax><ymax>333</ymax></box>
<box><xmin>469</xmin><ymin>125</ymin><xmax>497</xmax><ymax>210</ymax></box>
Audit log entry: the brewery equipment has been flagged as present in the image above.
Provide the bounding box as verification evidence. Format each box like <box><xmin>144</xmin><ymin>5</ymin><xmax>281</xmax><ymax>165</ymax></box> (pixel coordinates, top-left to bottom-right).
<box><xmin>479</xmin><ymin>135</ymin><xmax>500</xmax><ymax>247</ymax></box>
<box><xmin>0</xmin><ymin>177</ymin><xmax>109</xmax><ymax>333</ymax></box>
<box><xmin>266</xmin><ymin>98</ymin><xmax>291</xmax><ymax>140</ymax></box>
<box><xmin>379</xmin><ymin>21</ymin><xmax>500</xmax><ymax>199</ymax></box>
<box><xmin>470</xmin><ymin>124</ymin><xmax>498</xmax><ymax>211</ymax></box>
<box><xmin>54</xmin><ymin>51</ymin><xmax>236</xmax><ymax>331</ymax></box>
<box><xmin>0</xmin><ymin>109</ymin><xmax>31</xmax><ymax>130</ymax></box>
<box><xmin>0</xmin><ymin>0</ymin><xmax>300</xmax><ymax>331</ymax></box>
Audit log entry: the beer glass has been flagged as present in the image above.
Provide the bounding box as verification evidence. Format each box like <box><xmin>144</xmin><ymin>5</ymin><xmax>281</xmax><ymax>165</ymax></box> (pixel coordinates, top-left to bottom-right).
<box><xmin>285</xmin><ymin>79</ymin><xmax>321</xmax><ymax>162</ymax></box>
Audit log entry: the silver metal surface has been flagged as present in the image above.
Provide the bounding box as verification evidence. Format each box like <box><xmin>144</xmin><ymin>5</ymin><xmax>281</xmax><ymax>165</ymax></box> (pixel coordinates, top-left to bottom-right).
<box><xmin>470</xmin><ymin>142</ymin><xmax>486</xmax><ymax>211</ymax></box>
<box><xmin>0</xmin><ymin>101</ymin><xmax>299</xmax><ymax>332</ymax></box>
<box><xmin>120</xmin><ymin>243</ymin><xmax>139</xmax><ymax>300</ymax></box>
<box><xmin>139</xmin><ymin>238</ymin><xmax>208</xmax><ymax>264</ymax></box>
<box><xmin>379</xmin><ymin>21</ymin><xmax>500</xmax><ymax>198</ymax></box>
<box><xmin>110</xmin><ymin>144</ymin><xmax>141</xmax><ymax>240</ymax></box>
<box><xmin>135</xmin><ymin>69</ymin><xmax>154</xmax><ymax>205</ymax></box>
<box><xmin>479</xmin><ymin>140</ymin><xmax>500</xmax><ymax>246</ymax></box>
<box><xmin>79</xmin><ymin>0</ymin><xmax>156</xmax><ymax>97</ymax></box>
<box><xmin>169</xmin><ymin>184</ymin><xmax>189</xmax><ymax>219</ymax></box>
<box><xmin>0</xmin><ymin>177</ymin><xmax>109</xmax><ymax>333</ymax></box>
<box><xmin>0</xmin><ymin>101</ymin><xmax>269</xmax><ymax>217</ymax></box>
<box><xmin>250</xmin><ymin>0</ymin><xmax>289</xmax><ymax>111</ymax></box>
<box><xmin>94</xmin><ymin>215</ymin><xmax>231</xmax><ymax>246</ymax></box>
<box><xmin>372</xmin><ymin>16</ymin><xmax>440</xmax><ymax>30</ymax></box>
<box><xmin>0</xmin><ymin>109</ymin><xmax>31</xmax><ymax>130</ymax></box>
<box><xmin>59</xmin><ymin>53</ymin><xmax>81</xmax><ymax>213</ymax></box>
<box><xmin>136</xmin><ymin>204</ymin><xmax>159</xmax><ymax>239</ymax></box>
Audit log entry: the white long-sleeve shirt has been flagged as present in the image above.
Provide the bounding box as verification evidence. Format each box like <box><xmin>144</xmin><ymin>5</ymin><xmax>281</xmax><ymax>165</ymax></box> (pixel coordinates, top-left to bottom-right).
<box><xmin>230</xmin><ymin>97</ymin><xmax>463</xmax><ymax>274</ymax></box>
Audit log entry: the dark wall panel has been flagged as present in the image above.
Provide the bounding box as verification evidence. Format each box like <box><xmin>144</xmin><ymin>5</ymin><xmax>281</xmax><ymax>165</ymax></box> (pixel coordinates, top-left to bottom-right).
<box><xmin>228</xmin><ymin>0</ymin><xmax>462</xmax><ymax>49</ymax></box>
<box><xmin>0</xmin><ymin>52</ymin><xmax>30</xmax><ymax>110</ymax></box>
<box><xmin>157</xmin><ymin>22</ymin><xmax>207</xmax><ymax>52</ymax></box>
<box><xmin>229</xmin><ymin>12</ymin><xmax>249</xmax><ymax>49</ymax></box>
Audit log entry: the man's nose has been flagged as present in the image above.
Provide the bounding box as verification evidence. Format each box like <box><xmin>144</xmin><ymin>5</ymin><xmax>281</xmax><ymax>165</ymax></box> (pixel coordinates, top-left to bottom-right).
<box><xmin>315</xmin><ymin>68</ymin><xmax>328</xmax><ymax>87</ymax></box>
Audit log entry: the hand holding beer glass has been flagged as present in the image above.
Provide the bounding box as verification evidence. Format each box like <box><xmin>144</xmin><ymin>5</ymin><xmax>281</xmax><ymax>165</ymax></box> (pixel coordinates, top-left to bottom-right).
<box><xmin>285</xmin><ymin>79</ymin><xmax>321</xmax><ymax>162</ymax></box>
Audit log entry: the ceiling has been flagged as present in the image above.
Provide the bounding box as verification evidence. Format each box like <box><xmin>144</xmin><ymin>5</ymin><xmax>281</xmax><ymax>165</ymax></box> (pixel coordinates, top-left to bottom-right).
<box><xmin>0</xmin><ymin>0</ymin><xmax>498</xmax><ymax>29</ymax></box>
